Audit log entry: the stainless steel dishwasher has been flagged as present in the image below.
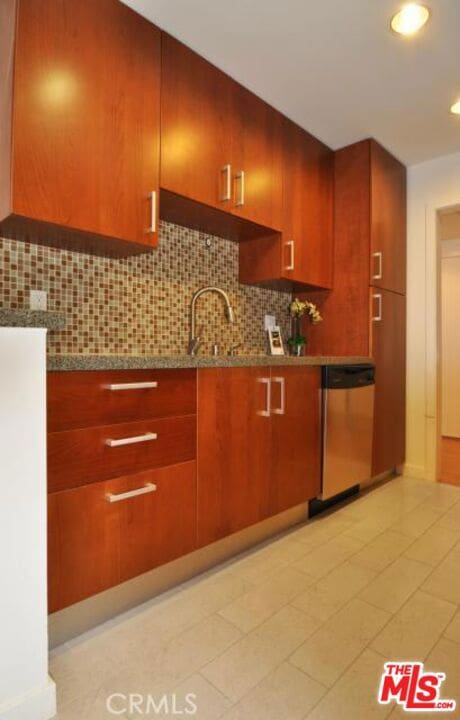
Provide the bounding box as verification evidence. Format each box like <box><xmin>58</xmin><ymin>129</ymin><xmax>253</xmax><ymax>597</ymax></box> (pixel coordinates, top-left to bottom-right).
<box><xmin>321</xmin><ymin>364</ymin><xmax>375</xmax><ymax>500</ymax></box>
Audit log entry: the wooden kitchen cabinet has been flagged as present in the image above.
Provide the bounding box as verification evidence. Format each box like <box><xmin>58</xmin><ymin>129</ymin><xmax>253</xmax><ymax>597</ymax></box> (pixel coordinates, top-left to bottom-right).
<box><xmin>197</xmin><ymin>368</ymin><xmax>272</xmax><ymax>546</ymax></box>
<box><xmin>197</xmin><ymin>366</ymin><xmax>321</xmax><ymax>547</ymax></box>
<box><xmin>306</xmin><ymin>139</ymin><xmax>406</xmax><ymax>478</ymax></box>
<box><xmin>161</xmin><ymin>34</ymin><xmax>283</xmax><ymax>233</ymax></box>
<box><xmin>370</xmin><ymin>141</ymin><xmax>407</xmax><ymax>296</ymax></box>
<box><xmin>48</xmin><ymin>462</ymin><xmax>197</xmax><ymax>612</ymax></box>
<box><xmin>270</xmin><ymin>367</ymin><xmax>321</xmax><ymax>514</ymax></box>
<box><xmin>239</xmin><ymin>118</ymin><xmax>334</xmax><ymax>290</ymax></box>
<box><xmin>0</xmin><ymin>0</ymin><xmax>160</xmax><ymax>254</ymax></box>
<box><xmin>370</xmin><ymin>289</ymin><xmax>406</xmax><ymax>476</ymax></box>
<box><xmin>230</xmin><ymin>86</ymin><xmax>284</xmax><ymax>230</ymax></box>
<box><xmin>160</xmin><ymin>34</ymin><xmax>234</xmax><ymax>214</ymax></box>
<box><xmin>48</xmin><ymin>478</ymin><xmax>120</xmax><ymax>613</ymax></box>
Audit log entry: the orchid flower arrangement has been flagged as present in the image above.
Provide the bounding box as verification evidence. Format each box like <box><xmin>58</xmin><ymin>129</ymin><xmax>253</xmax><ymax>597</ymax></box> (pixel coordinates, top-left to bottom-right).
<box><xmin>288</xmin><ymin>298</ymin><xmax>323</xmax><ymax>352</ymax></box>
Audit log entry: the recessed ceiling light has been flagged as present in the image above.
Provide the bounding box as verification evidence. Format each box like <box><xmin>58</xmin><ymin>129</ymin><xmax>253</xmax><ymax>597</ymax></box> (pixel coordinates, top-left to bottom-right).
<box><xmin>450</xmin><ymin>100</ymin><xmax>460</xmax><ymax>115</ymax></box>
<box><xmin>391</xmin><ymin>3</ymin><xmax>430</xmax><ymax>35</ymax></box>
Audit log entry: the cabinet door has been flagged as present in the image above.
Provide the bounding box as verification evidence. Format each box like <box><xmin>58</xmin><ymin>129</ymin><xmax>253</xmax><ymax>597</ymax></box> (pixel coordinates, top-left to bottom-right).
<box><xmin>48</xmin><ymin>479</ymin><xmax>119</xmax><ymax>613</ymax></box>
<box><xmin>118</xmin><ymin>463</ymin><xmax>197</xmax><ymax>583</ymax></box>
<box><xmin>12</xmin><ymin>0</ymin><xmax>160</xmax><ymax>248</ymax></box>
<box><xmin>231</xmin><ymin>86</ymin><xmax>284</xmax><ymax>231</ymax></box>
<box><xmin>161</xmin><ymin>34</ymin><xmax>234</xmax><ymax>210</ymax></box>
<box><xmin>370</xmin><ymin>141</ymin><xmax>407</xmax><ymax>295</ymax></box>
<box><xmin>370</xmin><ymin>288</ymin><xmax>406</xmax><ymax>475</ymax></box>
<box><xmin>283</xmin><ymin>122</ymin><xmax>334</xmax><ymax>289</ymax></box>
<box><xmin>270</xmin><ymin>367</ymin><xmax>321</xmax><ymax>514</ymax></box>
<box><xmin>197</xmin><ymin>368</ymin><xmax>271</xmax><ymax>546</ymax></box>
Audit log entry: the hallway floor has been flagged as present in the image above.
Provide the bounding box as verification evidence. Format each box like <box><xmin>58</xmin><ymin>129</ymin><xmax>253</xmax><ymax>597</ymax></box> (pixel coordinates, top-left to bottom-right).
<box><xmin>441</xmin><ymin>436</ymin><xmax>460</xmax><ymax>487</ymax></box>
<box><xmin>51</xmin><ymin>476</ymin><xmax>460</xmax><ymax>719</ymax></box>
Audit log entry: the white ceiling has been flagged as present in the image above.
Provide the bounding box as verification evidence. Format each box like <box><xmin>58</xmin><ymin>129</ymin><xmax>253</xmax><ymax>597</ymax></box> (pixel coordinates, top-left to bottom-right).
<box><xmin>122</xmin><ymin>0</ymin><xmax>460</xmax><ymax>166</ymax></box>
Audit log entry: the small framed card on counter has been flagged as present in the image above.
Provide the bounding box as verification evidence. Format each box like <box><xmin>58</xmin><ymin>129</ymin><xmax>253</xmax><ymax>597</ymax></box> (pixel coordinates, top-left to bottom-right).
<box><xmin>267</xmin><ymin>326</ymin><xmax>285</xmax><ymax>355</ymax></box>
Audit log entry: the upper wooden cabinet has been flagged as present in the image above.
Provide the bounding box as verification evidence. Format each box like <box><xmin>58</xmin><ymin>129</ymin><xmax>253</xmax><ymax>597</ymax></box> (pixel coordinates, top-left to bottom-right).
<box><xmin>370</xmin><ymin>141</ymin><xmax>407</xmax><ymax>295</ymax></box>
<box><xmin>161</xmin><ymin>34</ymin><xmax>283</xmax><ymax>233</ymax></box>
<box><xmin>239</xmin><ymin>118</ymin><xmax>334</xmax><ymax>290</ymax></box>
<box><xmin>160</xmin><ymin>35</ymin><xmax>234</xmax><ymax>214</ymax></box>
<box><xmin>0</xmin><ymin>0</ymin><xmax>160</xmax><ymax>254</ymax></box>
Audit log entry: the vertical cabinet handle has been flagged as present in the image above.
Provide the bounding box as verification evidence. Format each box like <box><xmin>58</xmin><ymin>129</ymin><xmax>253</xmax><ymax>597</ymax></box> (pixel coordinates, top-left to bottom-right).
<box><xmin>271</xmin><ymin>377</ymin><xmax>285</xmax><ymax>415</ymax></box>
<box><xmin>106</xmin><ymin>483</ymin><xmax>157</xmax><ymax>503</ymax></box>
<box><xmin>221</xmin><ymin>164</ymin><xmax>232</xmax><ymax>202</ymax></box>
<box><xmin>235</xmin><ymin>170</ymin><xmax>245</xmax><ymax>207</ymax></box>
<box><xmin>372</xmin><ymin>251</ymin><xmax>383</xmax><ymax>280</ymax></box>
<box><xmin>372</xmin><ymin>293</ymin><xmax>383</xmax><ymax>322</ymax></box>
<box><xmin>257</xmin><ymin>377</ymin><xmax>271</xmax><ymax>417</ymax></box>
<box><xmin>285</xmin><ymin>240</ymin><xmax>295</xmax><ymax>271</ymax></box>
<box><xmin>147</xmin><ymin>191</ymin><xmax>156</xmax><ymax>234</ymax></box>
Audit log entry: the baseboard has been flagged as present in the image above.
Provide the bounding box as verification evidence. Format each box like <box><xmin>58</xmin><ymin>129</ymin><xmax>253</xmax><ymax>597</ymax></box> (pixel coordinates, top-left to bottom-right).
<box><xmin>403</xmin><ymin>463</ymin><xmax>428</xmax><ymax>480</ymax></box>
<box><xmin>0</xmin><ymin>677</ymin><xmax>56</xmax><ymax>720</ymax></box>
<box><xmin>49</xmin><ymin>503</ymin><xmax>309</xmax><ymax>648</ymax></box>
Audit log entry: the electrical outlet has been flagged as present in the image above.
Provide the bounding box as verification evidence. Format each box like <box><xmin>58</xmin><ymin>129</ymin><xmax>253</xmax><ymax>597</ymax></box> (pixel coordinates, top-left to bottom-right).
<box><xmin>264</xmin><ymin>314</ymin><xmax>276</xmax><ymax>331</ymax></box>
<box><xmin>30</xmin><ymin>290</ymin><xmax>47</xmax><ymax>311</ymax></box>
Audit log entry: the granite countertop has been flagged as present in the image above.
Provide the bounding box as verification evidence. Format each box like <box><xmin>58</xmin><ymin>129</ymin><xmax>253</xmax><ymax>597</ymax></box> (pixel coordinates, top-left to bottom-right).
<box><xmin>0</xmin><ymin>310</ymin><xmax>66</xmax><ymax>330</ymax></box>
<box><xmin>47</xmin><ymin>354</ymin><xmax>373</xmax><ymax>371</ymax></box>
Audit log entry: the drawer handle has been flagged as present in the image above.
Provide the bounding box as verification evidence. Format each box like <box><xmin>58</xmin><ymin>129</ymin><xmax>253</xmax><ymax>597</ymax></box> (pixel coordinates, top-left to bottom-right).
<box><xmin>105</xmin><ymin>432</ymin><xmax>158</xmax><ymax>448</ymax></box>
<box><xmin>104</xmin><ymin>382</ymin><xmax>158</xmax><ymax>391</ymax></box>
<box><xmin>106</xmin><ymin>482</ymin><xmax>157</xmax><ymax>503</ymax></box>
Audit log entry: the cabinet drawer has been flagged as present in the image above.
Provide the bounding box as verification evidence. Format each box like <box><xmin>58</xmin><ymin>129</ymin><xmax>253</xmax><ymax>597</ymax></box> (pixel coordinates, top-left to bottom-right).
<box><xmin>47</xmin><ymin>369</ymin><xmax>197</xmax><ymax>432</ymax></box>
<box><xmin>48</xmin><ymin>462</ymin><xmax>197</xmax><ymax>612</ymax></box>
<box><xmin>48</xmin><ymin>415</ymin><xmax>196</xmax><ymax>492</ymax></box>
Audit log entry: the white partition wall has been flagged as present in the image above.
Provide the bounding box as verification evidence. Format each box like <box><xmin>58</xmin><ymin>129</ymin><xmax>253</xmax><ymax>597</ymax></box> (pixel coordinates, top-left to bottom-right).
<box><xmin>0</xmin><ymin>328</ymin><xmax>56</xmax><ymax>720</ymax></box>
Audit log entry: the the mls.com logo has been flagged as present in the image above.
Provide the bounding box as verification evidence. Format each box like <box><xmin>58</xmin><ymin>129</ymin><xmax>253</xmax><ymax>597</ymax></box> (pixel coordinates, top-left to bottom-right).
<box><xmin>378</xmin><ymin>662</ymin><xmax>456</xmax><ymax>712</ymax></box>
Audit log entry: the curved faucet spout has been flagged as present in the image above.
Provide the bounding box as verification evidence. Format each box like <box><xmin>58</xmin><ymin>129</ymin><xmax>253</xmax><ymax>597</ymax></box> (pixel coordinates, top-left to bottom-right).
<box><xmin>189</xmin><ymin>286</ymin><xmax>235</xmax><ymax>355</ymax></box>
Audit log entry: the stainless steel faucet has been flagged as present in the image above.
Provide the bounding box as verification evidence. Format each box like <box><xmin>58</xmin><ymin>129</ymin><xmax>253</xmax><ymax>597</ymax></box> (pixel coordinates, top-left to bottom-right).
<box><xmin>188</xmin><ymin>286</ymin><xmax>235</xmax><ymax>355</ymax></box>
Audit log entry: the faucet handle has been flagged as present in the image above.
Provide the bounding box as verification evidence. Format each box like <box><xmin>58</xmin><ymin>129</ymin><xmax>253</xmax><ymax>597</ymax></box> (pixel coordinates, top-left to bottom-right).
<box><xmin>228</xmin><ymin>343</ymin><xmax>242</xmax><ymax>356</ymax></box>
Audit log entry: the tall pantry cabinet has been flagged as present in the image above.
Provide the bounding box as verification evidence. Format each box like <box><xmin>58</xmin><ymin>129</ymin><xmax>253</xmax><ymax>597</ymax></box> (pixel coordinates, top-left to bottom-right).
<box><xmin>305</xmin><ymin>139</ymin><xmax>407</xmax><ymax>477</ymax></box>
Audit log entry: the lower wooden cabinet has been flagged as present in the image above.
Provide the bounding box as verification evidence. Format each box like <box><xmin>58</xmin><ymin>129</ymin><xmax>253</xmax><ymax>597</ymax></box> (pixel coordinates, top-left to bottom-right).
<box><xmin>197</xmin><ymin>367</ymin><xmax>321</xmax><ymax>547</ymax></box>
<box><xmin>48</xmin><ymin>462</ymin><xmax>197</xmax><ymax>613</ymax></box>
<box><xmin>270</xmin><ymin>367</ymin><xmax>321</xmax><ymax>514</ymax></box>
<box><xmin>196</xmin><ymin>368</ymin><xmax>272</xmax><ymax>547</ymax></box>
<box><xmin>371</xmin><ymin>289</ymin><xmax>406</xmax><ymax>476</ymax></box>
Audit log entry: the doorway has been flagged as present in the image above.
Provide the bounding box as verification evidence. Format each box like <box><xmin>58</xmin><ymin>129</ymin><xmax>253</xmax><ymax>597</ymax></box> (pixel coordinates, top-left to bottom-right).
<box><xmin>438</xmin><ymin>207</ymin><xmax>460</xmax><ymax>486</ymax></box>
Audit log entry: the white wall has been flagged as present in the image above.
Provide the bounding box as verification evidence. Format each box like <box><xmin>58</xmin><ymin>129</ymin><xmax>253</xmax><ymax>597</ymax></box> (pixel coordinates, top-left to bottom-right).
<box><xmin>407</xmin><ymin>150</ymin><xmax>460</xmax><ymax>481</ymax></box>
<box><xmin>0</xmin><ymin>329</ymin><xmax>56</xmax><ymax>720</ymax></box>
<box><xmin>441</xmin><ymin>251</ymin><xmax>460</xmax><ymax>437</ymax></box>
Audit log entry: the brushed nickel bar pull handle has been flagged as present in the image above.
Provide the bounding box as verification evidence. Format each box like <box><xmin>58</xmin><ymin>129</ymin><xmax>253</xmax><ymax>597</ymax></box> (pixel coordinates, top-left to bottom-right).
<box><xmin>271</xmin><ymin>377</ymin><xmax>285</xmax><ymax>415</ymax></box>
<box><xmin>372</xmin><ymin>293</ymin><xmax>382</xmax><ymax>322</ymax></box>
<box><xmin>221</xmin><ymin>164</ymin><xmax>232</xmax><ymax>202</ymax></box>
<box><xmin>372</xmin><ymin>251</ymin><xmax>383</xmax><ymax>280</ymax></box>
<box><xmin>235</xmin><ymin>170</ymin><xmax>245</xmax><ymax>207</ymax></box>
<box><xmin>257</xmin><ymin>377</ymin><xmax>271</xmax><ymax>417</ymax></box>
<box><xmin>285</xmin><ymin>240</ymin><xmax>295</xmax><ymax>271</ymax></box>
<box><xmin>106</xmin><ymin>483</ymin><xmax>157</xmax><ymax>503</ymax></box>
<box><xmin>147</xmin><ymin>191</ymin><xmax>156</xmax><ymax>234</ymax></box>
<box><xmin>104</xmin><ymin>382</ymin><xmax>158</xmax><ymax>391</ymax></box>
<box><xmin>105</xmin><ymin>432</ymin><xmax>157</xmax><ymax>448</ymax></box>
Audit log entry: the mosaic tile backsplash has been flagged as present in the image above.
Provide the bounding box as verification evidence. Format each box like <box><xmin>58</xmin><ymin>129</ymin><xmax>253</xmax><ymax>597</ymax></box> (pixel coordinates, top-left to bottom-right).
<box><xmin>0</xmin><ymin>222</ymin><xmax>291</xmax><ymax>355</ymax></box>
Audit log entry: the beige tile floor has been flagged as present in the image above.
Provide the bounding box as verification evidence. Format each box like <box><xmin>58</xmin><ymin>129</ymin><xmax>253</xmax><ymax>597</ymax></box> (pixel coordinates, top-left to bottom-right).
<box><xmin>50</xmin><ymin>476</ymin><xmax>460</xmax><ymax>719</ymax></box>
